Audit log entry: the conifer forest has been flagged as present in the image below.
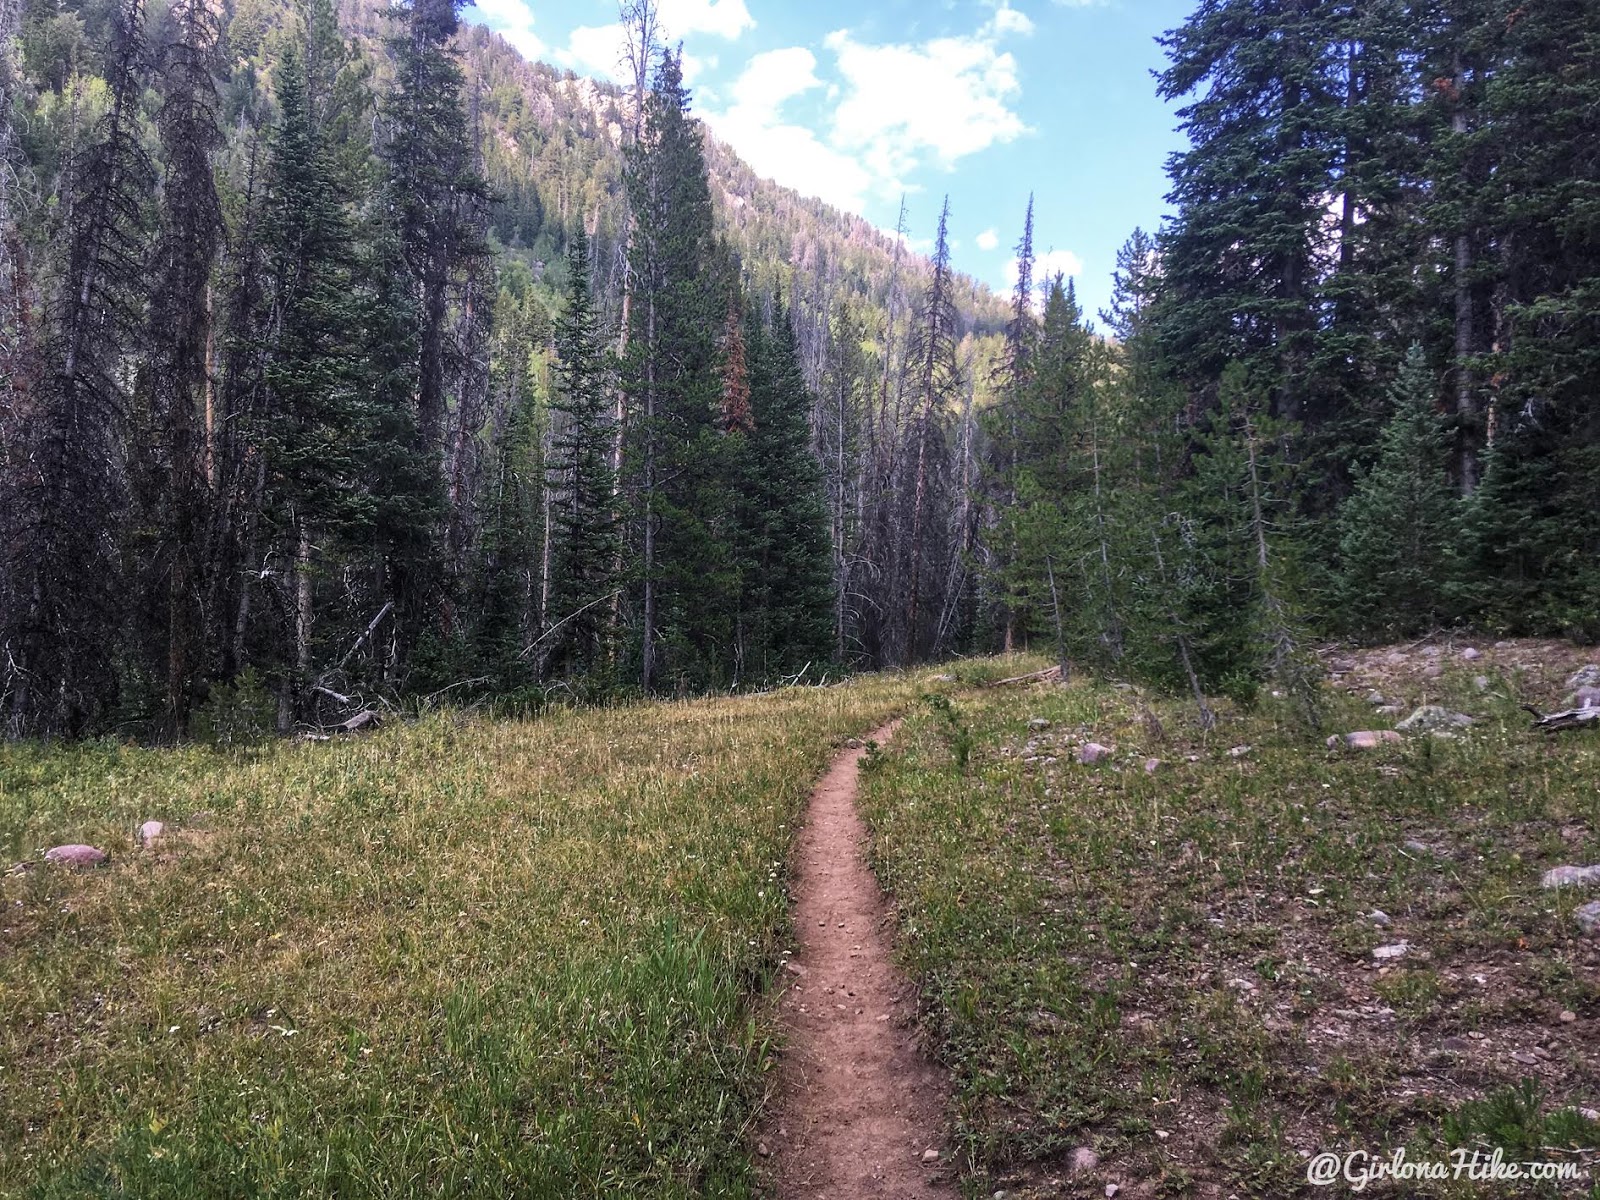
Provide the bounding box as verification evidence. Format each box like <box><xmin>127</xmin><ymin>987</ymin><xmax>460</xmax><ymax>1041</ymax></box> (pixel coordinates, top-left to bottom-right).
<box><xmin>0</xmin><ymin>0</ymin><xmax>1596</xmax><ymax>741</ymax></box>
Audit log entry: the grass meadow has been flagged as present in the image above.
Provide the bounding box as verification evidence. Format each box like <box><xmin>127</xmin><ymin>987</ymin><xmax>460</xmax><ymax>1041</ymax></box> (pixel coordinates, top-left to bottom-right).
<box><xmin>0</xmin><ymin>673</ymin><xmax>928</xmax><ymax>1198</ymax></box>
<box><xmin>862</xmin><ymin>653</ymin><xmax>1600</xmax><ymax>1198</ymax></box>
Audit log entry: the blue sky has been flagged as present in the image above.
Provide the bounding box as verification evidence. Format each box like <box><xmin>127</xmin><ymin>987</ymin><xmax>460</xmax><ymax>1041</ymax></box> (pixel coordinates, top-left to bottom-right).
<box><xmin>461</xmin><ymin>0</ymin><xmax>1196</xmax><ymax>325</ymax></box>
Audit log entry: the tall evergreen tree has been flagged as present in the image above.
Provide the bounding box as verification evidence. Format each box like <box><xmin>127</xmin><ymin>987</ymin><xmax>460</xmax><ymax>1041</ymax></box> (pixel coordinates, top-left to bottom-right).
<box><xmin>622</xmin><ymin>48</ymin><xmax>723</xmax><ymax>693</ymax></box>
<box><xmin>0</xmin><ymin>0</ymin><xmax>151</xmax><ymax>736</ymax></box>
<box><xmin>1336</xmin><ymin>347</ymin><xmax>1462</xmax><ymax>635</ymax></box>
<box><xmin>544</xmin><ymin>228</ymin><xmax>619</xmax><ymax>679</ymax></box>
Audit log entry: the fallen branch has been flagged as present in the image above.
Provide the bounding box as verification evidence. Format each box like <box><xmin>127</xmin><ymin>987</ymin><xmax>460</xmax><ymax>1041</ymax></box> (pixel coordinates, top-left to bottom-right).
<box><xmin>518</xmin><ymin>590</ymin><xmax>625</xmax><ymax>661</ymax></box>
<box><xmin>1523</xmin><ymin>704</ymin><xmax>1600</xmax><ymax>733</ymax></box>
<box><xmin>984</xmin><ymin>664</ymin><xmax>1063</xmax><ymax>688</ymax></box>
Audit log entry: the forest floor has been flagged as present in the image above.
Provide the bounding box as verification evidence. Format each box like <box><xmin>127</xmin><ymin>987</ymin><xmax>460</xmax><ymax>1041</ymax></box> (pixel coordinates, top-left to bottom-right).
<box><xmin>3</xmin><ymin>642</ymin><xmax>1599</xmax><ymax>1198</ymax></box>
<box><xmin>862</xmin><ymin>640</ymin><xmax>1600</xmax><ymax>1198</ymax></box>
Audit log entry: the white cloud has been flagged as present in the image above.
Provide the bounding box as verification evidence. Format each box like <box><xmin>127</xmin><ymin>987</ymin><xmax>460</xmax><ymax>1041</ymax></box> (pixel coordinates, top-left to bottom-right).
<box><xmin>824</xmin><ymin>28</ymin><xmax>1029</xmax><ymax>194</ymax></box>
<box><xmin>704</xmin><ymin>12</ymin><xmax>1030</xmax><ymax>217</ymax></box>
<box><xmin>466</xmin><ymin>0</ymin><xmax>545</xmax><ymax>61</ymax></box>
<box><xmin>976</xmin><ymin>228</ymin><xmax>1000</xmax><ymax>251</ymax></box>
<box><xmin>990</xmin><ymin>5</ymin><xmax>1034</xmax><ymax>36</ymax></box>
<box><xmin>559</xmin><ymin>23</ymin><xmax>628</xmax><ymax>81</ymax></box>
<box><xmin>707</xmin><ymin>47</ymin><xmax>877</xmax><ymax>213</ymax></box>
<box><xmin>658</xmin><ymin>0</ymin><xmax>755</xmax><ymax>40</ymax></box>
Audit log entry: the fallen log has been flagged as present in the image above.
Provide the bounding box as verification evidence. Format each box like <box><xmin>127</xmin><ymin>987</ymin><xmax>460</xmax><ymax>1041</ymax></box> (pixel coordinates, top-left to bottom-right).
<box><xmin>984</xmin><ymin>665</ymin><xmax>1063</xmax><ymax>688</ymax></box>
<box><xmin>1523</xmin><ymin>704</ymin><xmax>1600</xmax><ymax>733</ymax></box>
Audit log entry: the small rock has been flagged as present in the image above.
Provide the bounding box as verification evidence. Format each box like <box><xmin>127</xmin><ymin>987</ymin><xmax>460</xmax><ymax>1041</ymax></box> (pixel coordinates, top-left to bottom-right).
<box><xmin>1143</xmin><ymin>757</ymin><xmax>1162</xmax><ymax>774</ymax></box>
<box><xmin>1541</xmin><ymin>865</ymin><xmax>1600</xmax><ymax>890</ymax></box>
<box><xmin>1029</xmin><ymin>718</ymin><xmax>1051</xmax><ymax>731</ymax></box>
<box><xmin>1422</xmin><ymin>664</ymin><xmax>1444</xmax><ymax>679</ymax></box>
<box><xmin>1376</xmin><ymin>705</ymin><xmax>1405</xmax><ymax>717</ymax></box>
<box><xmin>1373</xmin><ymin>941</ymin><xmax>1411</xmax><ymax>960</ymax></box>
<box><xmin>1423</xmin><ymin>646</ymin><xmax>1441</xmax><ymax>658</ymax></box>
<box><xmin>1462</xmin><ymin>647</ymin><xmax>1481</xmax><ymax>661</ymax></box>
<box><xmin>921</xmin><ymin>1148</ymin><xmax>941</xmax><ymax>1164</ymax></box>
<box><xmin>1368</xmin><ymin>909</ymin><xmax>1392</xmax><ymax>928</ymax></box>
<box><xmin>1366</xmin><ymin>690</ymin><xmax>1387</xmax><ymax>705</ymax></box>
<box><xmin>1070</xmin><ymin>1147</ymin><xmax>1100</xmax><ymax>1173</ymax></box>
<box><xmin>1473</xmin><ymin>675</ymin><xmax>1491</xmax><ymax>691</ymax></box>
<box><xmin>1396</xmin><ymin>705</ymin><xmax>1474</xmax><ymax>734</ymax></box>
<box><xmin>784</xmin><ymin>961</ymin><xmax>809</xmax><ymax>977</ymax></box>
<box><xmin>43</xmin><ymin>844</ymin><xmax>108</xmax><ymax>867</ymax></box>
<box><xmin>1510</xmin><ymin>1050</ymin><xmax>1540</xmax><ymax>1066</ymax></box>
<box><xmin>1404</xmin><ymin>839</ymin><xmax>1439</xmax><ymax>856</ymax></box>
<box><xmin>1567</xmin><ymin>665</ymin><xmax>1600</xmax><ymax>690</ymax></box>
<box><xmin>757</xmin><ymin>1142</ymin><xmax>771</xmax><ymax>1157</ymax></box>
<box><xmin>1441</xmin><ymin>1036</ymin><xmax>1471</xmax><ymax>1052</ymax></box>
<box><xmin>1577</xmin><ymin>901</ymin><xmax>1600</xmax><ymax>936</ymax></box>
<box><xmin>137</xmin><ymin>820</ymin><xmax>165</xmax><ymax>846</ymax></box>
<box><xmin>1228</xmin><ymin>745</ymin><xmax>1252</xmax><ymax>759</ymax></box>
<box><xmin>1327</xmin><ymin>731</ymin><xmax>1403</xmax><ymax>750</ymax></box>
<box><xmin>1581</xmin><ymin>1108</ymin><xmax>1600</xmax><ymax>1123</ymax></box>
<box><xmin>1079</xmin><ymin>743</ymin><xmax>1112</xmax><ymax>765</ymax></box>
<box><xmin>1105</xmin><ymin>1187</ymin><xmax>1120</xmax><ymax>1200</ymax></box>
<box><xmin>1559</xmin><ymin>1010</ymin><xmax>1577</xmax><ymax>1023</ymax></box>
<box><xmin>932</xmin><ymin>674</ymin><xmax>957</xmax><ymax>683</ymax></box>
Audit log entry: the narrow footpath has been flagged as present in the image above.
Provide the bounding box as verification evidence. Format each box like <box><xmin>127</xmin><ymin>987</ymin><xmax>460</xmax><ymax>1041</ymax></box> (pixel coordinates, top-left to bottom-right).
<box><xmin>764</xmin><ymin>721</ymin><xmax>958</xmax><ymax>1197</ymax></box>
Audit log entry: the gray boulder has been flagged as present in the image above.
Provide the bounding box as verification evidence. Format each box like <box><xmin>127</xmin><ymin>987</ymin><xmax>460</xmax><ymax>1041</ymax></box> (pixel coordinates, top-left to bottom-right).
<box><xmin>1542</xmin><ymin>865</ymin><xmax>1600</xmax><ymax>890</ymax></box>
<box><xmin>44</xmin><ymin>844</ymin><xmax>108</xmax><ymax>867</ymax></box>
<box><xmin>1396</xmin><ymin>705</ymin><xmax>1474</xmax><ymax>734</ymax></box>
<box><xmin>1568</xmin><ymin>665</ymin><xmax>1600</xmax><ymax>690</ymax></box>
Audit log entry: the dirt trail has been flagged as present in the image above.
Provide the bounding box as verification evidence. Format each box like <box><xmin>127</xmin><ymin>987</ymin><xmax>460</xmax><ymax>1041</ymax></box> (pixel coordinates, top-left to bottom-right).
<box><xmin>764</xmin><ymin>721</ymin><xmax>957</xmax><ymax>1197</ymax></box>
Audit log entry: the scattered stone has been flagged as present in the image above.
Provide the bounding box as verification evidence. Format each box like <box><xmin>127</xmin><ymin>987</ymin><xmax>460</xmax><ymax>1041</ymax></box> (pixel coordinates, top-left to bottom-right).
<box><xmin>1473</xmin><ymin>675</ymin><xmax>1492</xmax><ymax>691</ymax></box>
<box><xmin>1541</xmin><ymin>865</ymin><xmax>1600</xmax><ymax>890</ymax></box>
<box><xmin>1029</xmin><ymin>718</ymin><xmax>1052</xmax><ymax>731</ymax></box>
<box><xmin>1441</xmin><ymin>1036</ymin><xmax>1471</xmax><ymax>1052</ymax></box>
<box><xmin>1404</xmin><ymin>839</ymin><xmax>1439</xmax><ymax>856</ymax></box>
<box><xmin>1327</xmin><ymin>731</ymin><xmax>1403</xmax><ymax>750</ymax></box>
<box><xmin>1567</xmin><ymin>665</ymin><xmax>1600</xmax><ymax>690</ymax></box>
<box><xmin>784</xmin><ymin>961</ymin><xmax>809</xmax><ymax>977</ymax></box>
<box><xmin>1373</xmin><ymin>941</ymin><xmax>1411</xmax><ymax>960</ymax></box>
<box><xmin>43</xmin><ymin>844</ymin><xmax>108</xmax><ymax>867</ymax></box>
<box><xmin>1376</xmin><ymin>705</ymin><xmax>1405</xmax><ymax>717</ymax></box>
<box><xmin>1396</xmin><ymin>705</ymin><xmax>1474</xmax><ymax>734</ymax></box>
<box><xmin>1423</xmin><ymin>646</ymin><xmax>1441</xmax><ymax>658</ymax></box>
<box><xmin>1422</xmin><ymin>664</ymin><xmax>1444</xmax><ymax>679</ymax></box>
<box><xmin>1510</xmin><ymin>1050</ymin><xmax>1540</xmax><ymax>1066</ymax></box>
<box><xmin>1366</xmin><ymin>690</ymin><xmax>1387</xmax><ymax>705</ymax></box>
<box><xmin>1106</xmin><ymin>1187</ymin><xmax>1120</xmax><ymax>1200</ymax></box>
<box><xmin>1582</xmin><ymin>1108</ymin><xmax>1600</xmax><ymax>1123</ymax></box>
<box><xmin>1368</xmin><ymin>909</ymin><xmax>1392</xmax><ymax>929</ymax></box>
<box><xmin>137</xmin><ymin>820</ymin><xmax>165</xmax><ymax>846</ymax></box>
<box><xmin>1079</xmin><ymin>743</ymin><xmax>1112</xmax><ymax>765</ymax></box>
<box><xmin>757</xmin><ymin>1142</ymin><xmax>771</xmax><ymax>1157</ymax></box>
<box><xmin>1559</xmin><ymin>1011</ymin><xmax>1578</xmax><ymax>1024</ymax></box>
<box><xmin>1577</xmin><ymin>901</ymin><xmax>1600</xmax><ymax>936</ymax></box>
<box><xmin>1070</xmin><ymin>1147</ymin><xmax>1100</xmax><ymax>1173</ymax></box>
<box><xmin>1228</xmin><ymin>745</ymin><xmax>1253</xmax><ymax>759</ymax></box>
<box><xmin>1462</xmin><ymin>647</ymin><xmax>1481</xmax><ymax>661</ymax></box>
<box><xmin>921</xmin><ymin>1149</ymin><xmax>941</xmax><ymax>1164</ymax></box>
<box><xmin>1143</xmin><ymin>757</ymin><xmax>1162</xmax><ymax>774</ymax></box>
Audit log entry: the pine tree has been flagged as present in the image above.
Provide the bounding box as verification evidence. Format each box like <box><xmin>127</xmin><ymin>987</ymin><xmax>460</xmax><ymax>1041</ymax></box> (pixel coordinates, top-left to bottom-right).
<box><xmin>730</xmin><ymin>306</ymin><xmax>835</xmax><ymax>682</ymax></box>
<box><xmin>1</xmin><ymin>0</ymin><xmax>151</xmax><ymax>736</ymax></box>
<box><xmin>901</xmin><ymin>197</ymin><xmax>962</xmax><ymax>663</ymax></box>
<box><xmin>544</xmin><ymin>228</ymin><xmax>618</xmax><ymax>679</ymax></box>
<box><xmin>1336</xmin><ymin>347</ymin><xmax>1462</xmax><ymax>636</ymax></box>
<box><xmin>622</xmin><ymin>48</ymin><xmax>723</xmax><ymax>692</ymax></box>
<box><xmin>134</xmin><ymin>0</ymin><xmax>224</xmax><ymax>738</ymax></box>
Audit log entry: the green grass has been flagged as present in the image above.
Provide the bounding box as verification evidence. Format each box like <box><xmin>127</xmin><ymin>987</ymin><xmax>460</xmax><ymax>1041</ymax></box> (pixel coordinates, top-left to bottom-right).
<box><xmin>861</xmin><ymin>665</ymin><xmax>1600</xmax><ymax>1198</ymax></box>
<box><xmin>0</xmin><ymin>673</ymin><xmax>930</xmax><ymax>1198</ymax></box>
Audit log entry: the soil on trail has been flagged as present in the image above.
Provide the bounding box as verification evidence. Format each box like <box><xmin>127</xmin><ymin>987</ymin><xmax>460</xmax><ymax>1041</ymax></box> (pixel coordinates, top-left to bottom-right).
<box><xmin>764</xmin><ymin>722</ymin><xmax>957</xmax><ymax>1198</ymax></box>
